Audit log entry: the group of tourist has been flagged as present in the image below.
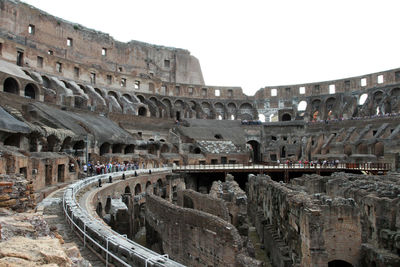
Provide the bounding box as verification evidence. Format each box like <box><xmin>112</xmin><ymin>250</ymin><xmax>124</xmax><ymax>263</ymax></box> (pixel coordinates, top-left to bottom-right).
<box><xmin>310</xmin><ymin>112</ymin><xmax>400</xmax><ymax>124</ymax></box>
<box><xmin>82</xmin><ymin>161</ymin><xmax>147</xmax><ymax>176</ymax></box>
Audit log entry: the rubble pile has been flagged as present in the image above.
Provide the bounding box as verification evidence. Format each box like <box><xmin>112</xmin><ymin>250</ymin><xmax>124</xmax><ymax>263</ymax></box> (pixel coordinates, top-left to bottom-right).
<box><xmin>0</xmin><ymin>174</ymin><xmax>35</xmax><ymax>211</ymax></box>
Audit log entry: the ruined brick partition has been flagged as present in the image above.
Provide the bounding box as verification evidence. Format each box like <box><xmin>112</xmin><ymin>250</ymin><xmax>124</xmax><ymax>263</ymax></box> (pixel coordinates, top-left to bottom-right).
<box><xmin>247</xmin><ymin>173</ymin><xmax>400</xmax><ymax>267</ymax></box>
<box><xmin>145</xmin><ymin>193</ymin><xmax>245</xmax><ymax>267</ymax></box>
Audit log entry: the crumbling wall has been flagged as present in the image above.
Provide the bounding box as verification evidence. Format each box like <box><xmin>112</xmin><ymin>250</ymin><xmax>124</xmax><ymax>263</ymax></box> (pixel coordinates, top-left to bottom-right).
<box><xmin>0</xmin><ymin>174</ymin><xmax>35</xmax><ymax>211</ymax></box>
<box><xmin>146</xmin><ymin>193</ymin><xmax>259</xmax><ymax>267</ymax></box>
<box><xmin>176</xmin><ymin>189</ymin><xmax>230</xmax><ymax>221</ymax></box>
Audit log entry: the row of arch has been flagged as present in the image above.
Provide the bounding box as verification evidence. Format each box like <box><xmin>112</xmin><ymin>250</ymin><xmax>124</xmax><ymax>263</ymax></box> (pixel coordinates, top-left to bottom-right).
<box><xmin>3</xmin><ymin>77</ymin><xmax>41</xmax><ymax>99</ymax></box>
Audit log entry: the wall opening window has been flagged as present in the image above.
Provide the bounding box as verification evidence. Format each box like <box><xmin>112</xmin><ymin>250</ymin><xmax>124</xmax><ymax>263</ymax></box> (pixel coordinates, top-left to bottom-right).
<box><xmin>377</xmin><ymin>75</ymin><xmax>384</xmax><ymax>84</ymax></box>
<box><xmin>202</xmin><ymin>88</ymin><xmax>207</xmax><ymax>97</ymax></box>
<box><xmin>298</xmin><ymin>100</ymin><xmax>307</xmax><ymax>111</ymax></box>
<box><xmin>118</xmin><ymin>67</ymin><xmax>123</xmax><ymax>72</ymax></box>
<box><xmin>359</xmin><ymin>93</ymin><xmax>368</xmax><ymax>105</ymax></box>
<box><xmin>16</xmin><ymin>51</ymin><xmax>24</xmax><ymax>66</ymax></box>
<box><xmin>258</xmin><ymin>114</ymin><xmax>266</xmax><ymax>122</ymax></box>
<box><xmin>215</xmin><ymin>89</ymin><xmax>220</xmax><ymax>97</ymax></box>
<box><xmin>313</xmin><ymin>85</ymin><xmax>320</xmax><ymax>94</ymax></box>
<box><xmin>188</xmin><ymin>87</ymin><xmax>193</xmax><ymax>95</ymax></box>
<box><xmin>161</xmin><ymin>85</ymin><xmax>167</xmax><ymax>95</ymax></box>
<box><xmin>134</xmin><ymin>80</ymin><xmax>140</xmax><ymax>89</ymax></box>
<box><xmin>106</xmin><ymin>75</ymin><xmax>112</xmax><ymax>85</ymax></box>
<box><xmin>56</xmin><ymin>62</ymin><xmax>62</xmax><ymax>73</ymax></box>
<box><xmin>228</xmin><ymin>89</ymin><xmax>233</xmax><ymax>97</ymax></box>
<box><xmin>67</xmin><ymin>38</ymin><xmax>73</xmax><ymax>47</ymax></box>
<box><xmin>175</xmin><ymin>86</ymin><xmax>180</xmax><ymax>95</ymax></box>
<box><xmin>74</xmin><ymin>67</ymin><xmax>79</xmax><ymax>78</ymax></box>
<box><xmin>37</xmin><ymin>56</ymin><xmax>43</xmax><ymax>68</ymax></box>
<box><xmin>329</xmin><ymin>84</ymin><xmax>335</xmax><ymax>94</ymax></box>
<box><xmin>90</xmin><ymin>73</ymin><xmax>96</xmax><ymax>84</ymax></box>
<box><xmin>164</xmin><ymin>59</ymin><xmax>170</xmax><ymax>68</ymax></box>
<box><xmin>299</xmin><ymin>86</ymin><xmax>305</xmax><ymax>94</ymax></box>
<box><xmin>344</xmin><ymin>80</ymin><xmax>350</xmax><ymax>91</ymax></box>
<box><xmin>361</xmin><ymin>78</ymin><xmax>367</xmax><ymax>86</ymax></box>
<box><xmin>271</xmin><ymin>88</ymin><xmax>277</xmax><ymax>96</ymax></box>
<box><xmin>102</xmin><ymin>48</ymin><xmax>107</xmax><ymax>56</ymax></box>
<box><xmin>28</xmin><ymin>24</ymin><xmax>35</xmax><ymax>35</ymax></box>
<box><xmin>285</xmin><ymin>87</ymin><xmax>291</xmax><ymax>96</ymax></box>
<box><xmin>48</xmin><ymin>50</ymin><xmax>53</xmax><ymax>55</ymax></box>
<box><xmin>120</xmin><ymin>78</ymin><xmax>127</xmax><ymax>87</ymax></box>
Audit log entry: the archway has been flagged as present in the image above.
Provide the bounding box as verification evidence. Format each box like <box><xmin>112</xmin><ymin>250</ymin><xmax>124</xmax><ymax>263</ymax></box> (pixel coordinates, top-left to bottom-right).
<box><xmin>135</xmin><ymin>183</ymin><xmax>142</xmax><ymax>195</ymax></box>
<box><xmin>374</xmin><ymin>142</ymin><xmax>384</xmax><ymax>157</ymax></box>
<box><xmin>125</xmin><ymin>186</ymin><xmax>131</xmax><ymax>194</ymax></box>
<box><xmin>138</xmin><ymin>107</ymin><xmax>146</xmax><ymax>116</ymax></box>
<box><xmin>328</xmin><ymin>260</ymin><xmax>353</xmax><ymax>267</ymax></box>
<box><xmin>3</xmin><ymin>77</ymin><xmax>19</xmax><ymax>95</ymax></box>
<box><xmin>24</xmin><ymin>83</ymin><xmax>37</xmax><ymax>99</ymax></box>
<box><xmin>281</xmin><ymin>113</ymin><xmax>291</xmax><ymax>121</ymax></box>
<box><xmin>247</xmin><ymin>140</ymin><xmax>261</xmax><ymax>163</ymax></box>
<box><xmin>298</xmin><ymin>100</ymin><xmax>307</xmax><ymax>111</ymax></box>
<box><xmin>281</xmin><ymin>146</ymin><xmax>286</xmax><ymax>158</ymax></box>
<box><xmin>124</xmin><ymin>144</ymin><xmax>135</xmax><ymax>154</ymax></box>
<box><xmin>100</xmin><ymin>142</ymin><xmax>110</xmax><ymax>156</ymax></box>
<box><xmin>112</xmin><ymin>143</ymin><xmax>123</xmax><ymax>154</ymax></box>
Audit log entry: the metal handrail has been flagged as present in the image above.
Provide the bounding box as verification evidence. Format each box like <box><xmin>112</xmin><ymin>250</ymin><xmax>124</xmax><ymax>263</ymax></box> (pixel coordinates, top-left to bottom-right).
<box><xmin>174</xmin><ymin>162</ymin><xmax>391</xmax><ymax>171</ymax></box>
<box><xmin>63</xmin><ymin>167</ymin><xmax>186</xmax><ymax>267</ymax></box>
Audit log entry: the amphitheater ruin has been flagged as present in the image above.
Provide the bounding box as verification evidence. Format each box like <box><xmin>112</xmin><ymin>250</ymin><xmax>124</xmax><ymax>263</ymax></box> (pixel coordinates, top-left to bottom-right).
<box><xmin>0</xmin><ymin>1</ymin><xmax>399</xmax><ymax>266</ymax></box>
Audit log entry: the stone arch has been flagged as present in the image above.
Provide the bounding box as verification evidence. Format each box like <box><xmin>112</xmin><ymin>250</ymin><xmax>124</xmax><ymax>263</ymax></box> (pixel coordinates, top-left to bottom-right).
<box><xmin>125</xmin><ymin>186</ymin><xmax>131</xmax><ymax>194</ymax></box>
<box><xmin>105</xmin><ymin>196</ymin><xmax>112</xmax><ymax>214</ymax></box>
<box><xmin>24</xmin><ymin>83</ymin><xmax>39</xmax><ymax>99</ymax></box>
<box><xmin>214</xmin><ymin>102</ymin><xmax>225</xmax><ymax>119</ymax></box>
<box><xmin>60</xmin><ymin>137</ymin><xmax>72</xmax><ymax>152</ymax></box>
<box><xmin>124</xmin><ymin>144</ymin><xmax>135</xmax><ymax>154</ymax></box>
<box><xmin>122</xmin><ymin>94</ymin><xmax>133</xmax><ymax>102</ymax></box>
<box><xmin>108</xmin><ymin>91</ymin><xmax>119</xmax><ymax>99</ymax></box>
<box><xmin>3</xmin><ymin>77</ymin><xmax>20</xmax><ymax>95</ymax></box>
<box><xmin>138</xmin><ymin>106</ymin><xmax>147</xmax><ymax>116</ymax></box>
<box><xmin>359</xmin><ymin>93</ymin><xmax>368</xmax><ymax>105</ymax></box>
<box><xmin>238</xmin><ymin>102</ymin><xmax>254</xmax><ymax>120</ymax></box>
<box><xmin>146</xmin><ymin>181</ymin><xmax>152</xmax><ymax>190</ymax></box>
<box><xmin>281</xmin><ymin>113</ymin><xmax>292</xmax><ymax>121</ymax></box>
<box><xmin>112</xmin><ymin>143</ymin><xmax>123</xmax><ymax>154</ymax></box>
<box><xmin>325</xmin><ymin>97</ymin><xmax>336</xmax><ymax>119</ymax></box>
<box><xmin>46</xmin><ymin>135</ymin><xmax>59</xmax><ymax>152</ymax></box>
<box><xmin>390</xmin><ymin>87</ymin><xmax>400</xmax><ymax>96</ymax></box>
<box><xmin>161</xmin><ymin>98</ymin><xmax>173</xmax><ymax>118</ymax></box>
<box><xmin>100</xmin><ymin>142</ymin><xmax>111</xmax><ymax>156</ymax></box>
<box><xmin>73</xmin><ymin>140</ymin><xmax>84</xmax><ymax>154</ymax></box>
<box><xmin>149</xmin><ymin>82</ymin><xmax>155</xmax><ymax>93</ymax></box>
<box><xmin>135</xmin><ymin>183</ymin><xmax>142</xmax><ymax>195</ymax></box>
<box><xmin>311</xmin><ymin>99</ymin><xmax>322</xmax><ymax>120</ymax></box>
<box><xmin>93</xmin><ymin>88</ymin><xmax>104</xmax><ymax>98</ymax></box>
<box><xmin>136</xmin><ymin>95</ymin><xmax>145</xmax><ymax>103</ymax></box>
<box><xmin>247</xmin><ymin>140</ymin><xmax>260</xmax><ymax>163</ymax></box>
<box><xmin>193</xmin><ymin>147</ymin><xmax>201</xmax><ymax>154</ymax></box>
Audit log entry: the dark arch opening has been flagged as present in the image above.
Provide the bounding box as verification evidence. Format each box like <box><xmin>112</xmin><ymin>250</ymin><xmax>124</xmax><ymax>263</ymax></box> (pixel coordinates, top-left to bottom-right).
<box><xmin>73</xmin><ymin>140</ymin><xmax>84</xmax><ymax>155</ymax></box>
<box><xmin>3</xmin><ymin>77</ymin><xmax>19</xmax><ymax>95</ymax></box>
<box><xmin>183</xmin><ymin>195</ymin><xmax>194</xmax><ymax>209</ymax></box>
<box><xmin>282</xmin><ymin>113</ymin><xmax>292</xmax><ymax>121</ymax></box>
<box><xmin>281</xmin><ymin>146</ymin><xmax>286</xmax><ymax>158</ymax></box>
<box><xmin>46</xmin><ymin>135</ymin><xmax>58</xmax><ymax>152</ymax></box>
<box><xmin>24</xmin><ymin>83</ymin><xmax>37</xmax><ymax>99</ymax></box>
<box><xmin>328</xmin><ymin>260</ymin><xmax>353</xmax><ymax>267</ymax></box>
<box><xmin>193</xmin><ymin>147</ymin><xmax>201</xmax><ymax>154</ymax></box>
<box><xmin>112</xmin><ymin>143</ymin><xmax>123</xmax><ymax>154</ymax></box>
<box><xmin>176</xmin><ymin>111</ymin><xmax>181</xmax><ymax>121</ymax></box>
<box><xmin>214</xmin><ymin>134</ymin><xmax>223</xmax><ymax>139</ymax></box>
<box><xmin>135</xmin><ymin>183</ymin><xmax>142</xmax><ymax>195</ymax></box>
<box><xmin>105</xmin><ymin>196</ymin><xmax>112</xmax><ymax>214</ymax></box>
<box><xmin>138</xmin><ymin>107</ymin><xmax>146</xmax><ymax>116</ymax></box>
<box><xmin>4</xmin><ymin>134</ymin><xmax>20</xmax><ymax>148</ymax></box>
<box><xmin>100</xmin><ymin>142</ymin><xmax>110</xmax><ymax>156</ymax></box>
<box><xmin>125</xmin><ymin>186</ymin><xmax>131</xmax><ymax>194</ymax></box>
<box><xmin>160</xmin><ymin>144</ymin><xmax>169</xmax><ymax>153</ymax></box>
<box><xmin>247</xmin><ymin>140</ymin><xmax>261</xmax><ymax>163</ymax></box>
<box><xmin>96</xmin><ymin>202</ymin><xmax>103</xmax><ymax>217</ymax></box>
<box><xmin>124</xmin><ymin>144</ymin><xmax>135</xmax><ymax>154</ymax></box>
<box><xmin>146</xmin><ymin>181</ymin><xmax>152</xmax><ymax>189</ymax></box>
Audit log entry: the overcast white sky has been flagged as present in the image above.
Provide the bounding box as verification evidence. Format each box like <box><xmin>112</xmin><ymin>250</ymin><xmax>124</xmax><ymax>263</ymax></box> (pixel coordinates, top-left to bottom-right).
<box><xmin>22</xmin><ymin>0</ymin><xmax>400</xmax><ymax>96</ymax></box>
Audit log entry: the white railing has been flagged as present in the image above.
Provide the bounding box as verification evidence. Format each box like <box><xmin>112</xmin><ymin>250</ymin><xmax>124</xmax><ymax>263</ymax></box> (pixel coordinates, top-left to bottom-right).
<box><xmin>63</xmin><ymin>167</ymin><xmax>186</xmax><ymax>267</ymax></box>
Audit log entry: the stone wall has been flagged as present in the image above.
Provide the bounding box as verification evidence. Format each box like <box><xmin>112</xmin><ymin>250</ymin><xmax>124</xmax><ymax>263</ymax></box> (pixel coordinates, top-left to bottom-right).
<box><xmin>247</xmin><ymin>173</ymin><xmax>400</xmax><ymax>267</ymax></box>
<box><xmin>146</xmin><ymin>193</ymin><xmax>259</xmax><ymax>267</ymax></box>
<box><xmin>0</xmin><ymin>173</ymin><xmax>35</xmax><ymax>211</ymax></box>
